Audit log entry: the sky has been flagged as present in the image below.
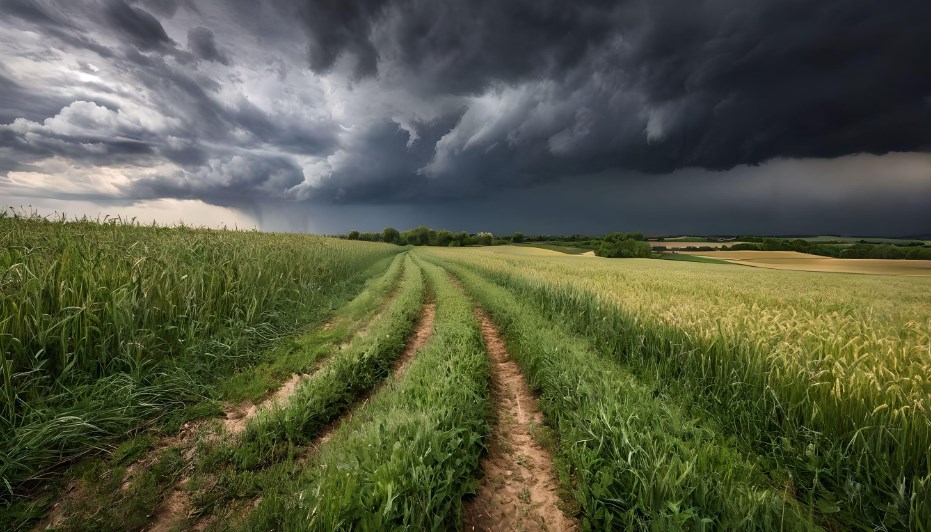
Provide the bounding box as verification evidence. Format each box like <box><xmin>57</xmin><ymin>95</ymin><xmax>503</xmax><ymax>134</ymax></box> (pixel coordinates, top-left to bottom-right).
<box><xmin>1</xmin><ymin>0</ymin><xmax>930</xmax><ymax>236</ymax></box>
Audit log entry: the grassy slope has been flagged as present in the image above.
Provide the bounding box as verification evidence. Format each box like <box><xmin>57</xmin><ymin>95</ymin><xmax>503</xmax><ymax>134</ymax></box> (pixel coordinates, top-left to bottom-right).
<box><xmin>517</xmin><ymin>242</ymin><xmax>594</xmax><ymax>254</ymax></box>
<box><xmin>653</xmin><ymin>252</ymin><xmax>729</xmax><ymax>264</ymax></box>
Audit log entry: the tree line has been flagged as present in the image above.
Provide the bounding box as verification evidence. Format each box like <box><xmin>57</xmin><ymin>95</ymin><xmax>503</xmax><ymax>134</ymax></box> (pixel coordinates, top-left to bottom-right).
<box><xmin>727</xmin><ymin>238</ymin><xmax>931</xmax><ymax>260</ymax></box>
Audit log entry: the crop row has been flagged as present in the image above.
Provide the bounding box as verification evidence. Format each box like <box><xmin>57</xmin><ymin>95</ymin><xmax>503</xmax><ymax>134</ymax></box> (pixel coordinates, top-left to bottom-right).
<box><xmin>242</xmin><ymin>256</ymin><xmax>490</xmax><ymax>529</ymax></box>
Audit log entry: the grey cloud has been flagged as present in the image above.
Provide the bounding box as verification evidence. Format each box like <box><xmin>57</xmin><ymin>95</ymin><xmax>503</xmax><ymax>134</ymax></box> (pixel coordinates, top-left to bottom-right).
<box><xmin>103</xmin><ymin>0</ymin><xmax>174</xmax><ymax>50</ymax></box>
<box><xmin>126</xmin><ymin>153</ymin><xmax>306</xmax><ymax>204</ymax></box>
<box><xmin>0</xmin><ymin>71</ymin><xmax>71</xmax><ymax>124</ymax></box>
<box><xmin>187</xmin><ymin>26</ymin><xmax>230</xmax><ymax>65</ymax></box>
<box><xmin>290</xmin><ymin>0</ymin><xmax>931</xmax><ymax>171</ymax></box>
<box><xmin>128</xmin><ymin>0</ymin><xmax>192</xmax><ymax>19</ymax></box>
<box><xmin>286</xmin><ymin>1</ymin><xmax>387</xmax><ymax>78</ymax></box>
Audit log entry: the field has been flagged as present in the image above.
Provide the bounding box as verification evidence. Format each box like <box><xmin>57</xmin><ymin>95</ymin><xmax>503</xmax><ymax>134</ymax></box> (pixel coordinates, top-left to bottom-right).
<box><xmin>649</xmin><ymin>241</ymin><xmax>744</xmax><ymax>249</ymax></box>
<box><xmin>801</xmin><ymin>236</ymin><xmax>931</xmax><ymax>245</ymax></box>
<box><xmin>2</xmin><ymin>220</ymin><xmax>930</xmax><ymax>530</ymax></box>
<box><xmin>682</xmin><ymin>250</ymin><xmax>931</xmax><ymax>275</ymax></box>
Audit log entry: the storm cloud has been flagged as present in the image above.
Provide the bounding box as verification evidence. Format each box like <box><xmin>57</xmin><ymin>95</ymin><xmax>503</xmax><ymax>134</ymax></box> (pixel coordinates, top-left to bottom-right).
<box><xmin>1</xmin><ymin>0</ymin><xmax>929</xmax><ymax>233</ymax></box>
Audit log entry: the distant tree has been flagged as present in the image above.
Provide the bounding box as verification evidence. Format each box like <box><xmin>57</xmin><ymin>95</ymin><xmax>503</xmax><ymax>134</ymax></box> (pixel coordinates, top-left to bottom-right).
<box><xmin>511</xmin><ymin>232</ymin><xmax>525</xmax><ymax>243</ymax></box>
<box><xmin>382</xmin><ymin>227</ymin><xmax>400</xmax><ymax>244</ymax></box>
<box><xmin>360</xmin><ymin>232</ymin><xmax>381</xmax><ymax>242</ymax></box>
<box><xmin>596</xmin><ymin>238</ymin><xmax>652</xmax><ymax>258</ymax></box>
<box><xmin>433</xmin><ymin>230</ymin><xmax>454</xmax><ymax>246</ymax></box>
<box><xmin>476</xmin><ymin>231</ymin><xmax>494</xmax><ymax>246</ymax></box>
<box><xmin>347</xmin><ymin>230</ymin><xmax>360</xmax><ymax>240</ymax></box>
<box><xmin>401</xmin><ymin>225</ymin><xmax>433</xmax><ymax>246</ymax></box>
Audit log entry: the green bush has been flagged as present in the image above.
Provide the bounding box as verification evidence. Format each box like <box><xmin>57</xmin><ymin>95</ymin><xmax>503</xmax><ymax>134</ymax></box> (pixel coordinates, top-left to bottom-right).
<box><xmin>596</xmin><ymin>238</ymin><xmax>652</xmax><ymax>258</ymax></box>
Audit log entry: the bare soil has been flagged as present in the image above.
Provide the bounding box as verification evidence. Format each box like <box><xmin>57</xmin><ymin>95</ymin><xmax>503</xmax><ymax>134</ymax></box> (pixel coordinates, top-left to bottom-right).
<box><xmin>222</xmin><ymin>372</ymin><xmax>309</xmax><ymax>436</ymax></box>
<box><xmin>463</xmin><ymin>310</ymin><xmax>575</xmax><ymax>532</ymax></box>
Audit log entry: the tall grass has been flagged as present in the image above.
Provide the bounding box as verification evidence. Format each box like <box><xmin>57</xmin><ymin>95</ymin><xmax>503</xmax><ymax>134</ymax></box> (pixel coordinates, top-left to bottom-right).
<box><xmin>428</xmin><ymin>247</ymin><xmax>931</xmax><ymax>528</ymax></box>
<box><xmin>244</xmin><ymin>255</ymin><xmax>490</xmax><ymax>530</ymax></box>
<box><xmin>231</xmin><ymin>254</ymin><xmax>425</xmax><ymax>469</ymax></box>
<box><xmin>0</xmin><ymin>214</ymin><xmax>400</xmax><ymax>497</ymax></box>
<box><xmin>435</xmin><ymin>254</ymin><xmax>819</xmax><ymax>529</ymax></box>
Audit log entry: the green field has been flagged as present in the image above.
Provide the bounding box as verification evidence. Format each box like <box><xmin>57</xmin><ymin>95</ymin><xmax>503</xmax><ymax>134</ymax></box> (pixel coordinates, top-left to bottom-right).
<box><xmin>516</xmin><ymin>242</ymin><xmax>594</xmax><ymax>254</ymax></box>
<box><xmin>2</xmin><ymin>218</ymin><xmax>929</xmax><ymax>530</ymax></box>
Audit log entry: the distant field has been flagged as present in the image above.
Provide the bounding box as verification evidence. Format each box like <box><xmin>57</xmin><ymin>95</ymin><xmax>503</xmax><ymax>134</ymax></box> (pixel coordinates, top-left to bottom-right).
<box><xmin>682</xmin><ymin>250</ymin><xmax>931</xmax><ymax>275</ymax></box>
<box><xmin>517</xmin><ymin>242</ymin><xmax>593</xmax><ymax>254</ymax></box>
<box><xmin>485</xmin><ymin>244</ymin><xmax>569</xmax><ymax>256</ymax></box>
<box><xmin>650</xmin><ymin>241</ymin><xmax>742</xmax><ymax>249</ymax></box>
<box><xmin>655</xmin><ymin>252</ymin><xmax>729</xmax><ymax>264</ymax></box>
<box><xmin>656</xmin><ymin>236</ymin><xmax>733</xmax><ymax>242</ymax></box>
<box><xmin>801</xmin><ymin>235</ymin><xmax>931</xmax><ymax>244</ymax></box>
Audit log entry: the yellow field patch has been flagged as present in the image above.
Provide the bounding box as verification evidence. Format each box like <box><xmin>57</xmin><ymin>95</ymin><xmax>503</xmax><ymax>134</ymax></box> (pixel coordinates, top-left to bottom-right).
<box><xmin>681</xmin><ymin>250</ymin><xmax>931</xmax><ymax>276</ymax></box>
<box><xmin>649</xmin><ymin>241</ymin><xmax>742</xmax><ymax>249</ymax></box>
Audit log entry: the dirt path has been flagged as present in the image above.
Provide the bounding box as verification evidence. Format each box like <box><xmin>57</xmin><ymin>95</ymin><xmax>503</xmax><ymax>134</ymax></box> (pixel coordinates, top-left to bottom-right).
<box><xmin>463</xmin><ymin>310</ymin><xmax>574</xmax><ymax>532</ymax></box>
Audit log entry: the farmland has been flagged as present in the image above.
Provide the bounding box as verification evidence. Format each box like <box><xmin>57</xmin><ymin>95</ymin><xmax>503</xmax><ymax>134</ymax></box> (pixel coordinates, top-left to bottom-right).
<box><xmin>2</xmin><ymin>219</ymin><xmax>930</xmax><ymax>530</ymax></box>
<box><xmin>680</xmin><ymin>250</ymin><xmax>931</xmax><ymax>275</ymax></box>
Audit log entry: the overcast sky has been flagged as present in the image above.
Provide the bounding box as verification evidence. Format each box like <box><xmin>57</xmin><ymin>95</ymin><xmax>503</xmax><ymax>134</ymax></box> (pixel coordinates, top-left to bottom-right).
<box><xmin>1</xmin><ymin>0</ymin><xmax>930</xmax><ymax>235</ymax></box>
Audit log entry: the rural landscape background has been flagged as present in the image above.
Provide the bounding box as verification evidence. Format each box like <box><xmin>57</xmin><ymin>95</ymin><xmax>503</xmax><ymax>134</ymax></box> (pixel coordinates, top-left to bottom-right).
<box><xmin>2</xmin><ymin>0</ymin><xmax>930</xmax><ymax>530</ymax></box>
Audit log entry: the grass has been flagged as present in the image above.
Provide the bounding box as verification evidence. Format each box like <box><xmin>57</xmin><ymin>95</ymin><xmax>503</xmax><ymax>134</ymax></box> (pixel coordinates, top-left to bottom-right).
<box><xmin>653</xmin><ymin>252</ymin><xmax>729</xmax><ymax>264</ymax></box>
<box><xmin>426</xmin><ymin>246</ymin><xmax>931</xmax><ymax>528</ymax></box>
<box><xmin>434</xmin><ymin>254</ymin><xmax>817</xmax><ymax>529</ymax></box>
<box><xmin>229</xmin><ymin>253</ymin><xmax>425</xmax><ymax>469</ymax></box>
<box><xmin>20</xmin><ymin>250</ymin><xmax>413</xmax><ymax>530</ymax></box>
<box><xmin>0</xmin><ymin>214</ymin><xmax>401</xmax><ymax>525</ymax></box>
<box><xmin>5</xmin><ymin>218</ymin><xmax>930</xmax><ymax>530</ymax></box>
<box><xmin>517</xmin><ymin>242</ymin><xmax>594</xmax><ymax>254</ymax></box>
<box><xmin>241</xmin><ymin>254</ymin><xmax>489</xmax><ymax>530</ymax></box>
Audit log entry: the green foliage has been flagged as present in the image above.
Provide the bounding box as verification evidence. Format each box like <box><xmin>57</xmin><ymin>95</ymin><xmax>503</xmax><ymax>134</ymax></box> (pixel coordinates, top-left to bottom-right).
<box><xmin>604</xmin><ymin>231</ymin><xmax>646</xmax><ymax>242</ymax></box>
<box><xmin>0</xmin><ymin>214</ymin><xmax>399</xmax><ymax>503</ymax></box>
<box><xmin>728</xmin><ymin>237</ymin><xmax>931</xmax><ymax>259</ymax></box>
<box><xmin>596</xmin><ymin>238</ymin><xmax>652</xmax><ymax>258</ymax></box>
<box><xmin>382</xmin><ymin>227</ymin><xmax>400</xmax><ymax>244</ymax></box>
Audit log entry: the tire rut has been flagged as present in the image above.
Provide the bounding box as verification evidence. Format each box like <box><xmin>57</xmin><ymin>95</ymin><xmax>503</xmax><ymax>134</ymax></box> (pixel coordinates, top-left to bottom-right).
<box><xmin>216</xmin><ymin>302</ymin><xmax>436</xmax><ymax>530</ymax></box>
<box><xmin>463</xmin><ymin>309</ymin><xmax>575</xmax><ymax>532</ymax></box>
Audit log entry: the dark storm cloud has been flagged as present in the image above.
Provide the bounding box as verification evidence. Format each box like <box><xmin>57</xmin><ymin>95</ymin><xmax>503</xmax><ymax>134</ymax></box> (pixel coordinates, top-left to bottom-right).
<box><xmin>1</xmin><ymin>0</ymin><xmax>930</xmax><ymax>234</ymax></box>
<box><xmin>288</xmin><ymin>1</ymin><xmax>386</xmax><ymax>78</ymax></box>
<box><xmin>309</xmin><ymin>0</ymin><xmax>931</xmax><ymax>176</ymax></box>
<box><xmin>128</xmin><ymin>153</ymin><xmax>307</xmax><ymax>204</ymax></box>
<box><xmin>187</xmin><ymin>27</ymin><xmax>230</xmax><ymax>65</ymax></box>
<box><xmin>0</xmin><ymin>71</ymin><xmax>69</xmax><ymax>124</ymax></box>
<box><xmin>102</xmin><ymin>0</ymin><xmax>174</xmax><ymax>50</ymax></box>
